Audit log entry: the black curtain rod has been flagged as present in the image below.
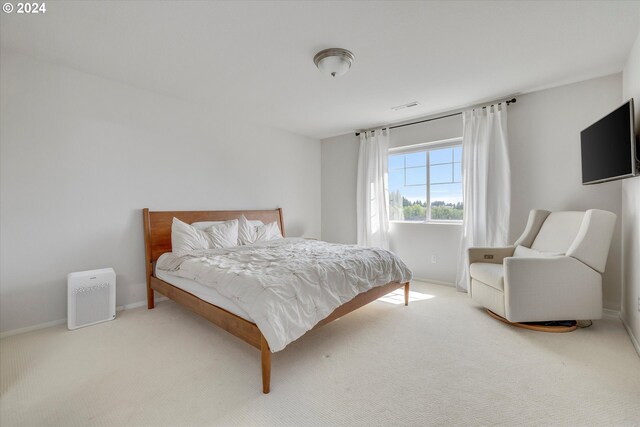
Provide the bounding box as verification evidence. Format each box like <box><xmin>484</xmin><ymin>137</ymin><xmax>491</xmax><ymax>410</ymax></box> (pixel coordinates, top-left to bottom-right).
<box><xmin>355</xmin><ymin>98</ymin><xmax>516</xmax><ymax>136</ymax></box>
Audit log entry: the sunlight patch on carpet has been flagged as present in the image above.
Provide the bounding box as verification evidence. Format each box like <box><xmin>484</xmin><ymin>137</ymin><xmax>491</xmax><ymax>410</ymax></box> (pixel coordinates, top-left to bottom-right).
<box><xmin>377</xmin><ymin>289</ymin><xmax>435</xmax><ymax>305</ymax></box>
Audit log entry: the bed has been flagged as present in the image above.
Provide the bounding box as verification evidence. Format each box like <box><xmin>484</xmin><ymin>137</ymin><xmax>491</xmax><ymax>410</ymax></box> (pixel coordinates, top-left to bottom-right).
<box><xmin>143</xmin><ymin>208</ymin><xmax>411</xmax><ymax>393</ymax></box>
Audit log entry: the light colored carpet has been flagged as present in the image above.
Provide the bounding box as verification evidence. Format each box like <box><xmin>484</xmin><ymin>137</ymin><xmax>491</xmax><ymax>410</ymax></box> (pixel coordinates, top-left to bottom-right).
<box><xmin>1</xmin><ymin>281</ymin><xmax>639</xmax><ymax>427</ymax></box>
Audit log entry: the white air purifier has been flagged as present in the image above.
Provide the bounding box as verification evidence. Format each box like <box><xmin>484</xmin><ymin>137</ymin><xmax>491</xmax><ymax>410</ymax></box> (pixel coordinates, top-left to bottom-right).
<box><xmin>67</xmin><ymin>268</ymin><xmax>116</xmax><ymax>330</ymax></box>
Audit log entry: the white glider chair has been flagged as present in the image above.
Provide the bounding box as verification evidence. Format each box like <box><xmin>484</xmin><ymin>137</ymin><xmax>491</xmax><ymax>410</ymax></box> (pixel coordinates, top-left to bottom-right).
<box><xmin>468</xmin><ymin>209</ymin><xmax>616</xmax><ymax>329</ymax></box>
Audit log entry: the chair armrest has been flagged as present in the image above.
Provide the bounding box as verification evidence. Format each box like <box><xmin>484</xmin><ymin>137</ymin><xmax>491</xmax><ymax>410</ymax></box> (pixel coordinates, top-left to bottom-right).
<box><xmin>566</xmin><ymin>209</ymin><xmax>616</xmax><ymax>273</ymax></box>
<box><xmin>503</xmin><ymin>256</ymin><xmax>602</xmax><ymax>322</ymax></box>
<box><xmin>468</xmin><ymin>246</ymin><xmax>515</xmax><ymax>265</ymax></box>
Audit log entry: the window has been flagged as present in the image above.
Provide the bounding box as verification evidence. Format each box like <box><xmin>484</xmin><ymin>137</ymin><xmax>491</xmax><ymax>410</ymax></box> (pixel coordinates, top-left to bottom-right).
<box><xmin>388</xmin><ymin>139</ymin><xmax>463</xmax><ymax>222</ymax></box>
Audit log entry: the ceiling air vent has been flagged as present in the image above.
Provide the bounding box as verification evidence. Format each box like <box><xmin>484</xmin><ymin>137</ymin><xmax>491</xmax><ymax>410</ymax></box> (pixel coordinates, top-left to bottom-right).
<box><xmin>392</xmin><ymin>101</ymin><xmax>421</xmax><ymax>111</ymax></box>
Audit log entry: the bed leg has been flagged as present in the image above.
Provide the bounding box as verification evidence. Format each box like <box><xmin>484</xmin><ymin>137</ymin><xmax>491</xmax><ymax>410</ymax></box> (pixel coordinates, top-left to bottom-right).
<box><xmin>261</xmin><ymin>335</ymin><xmax>271</xmax><ymax>394</ymax></box>
<box><xmin>147</xmin><ymin>286</ymin><xmax>155</xmax><ymax>309</ymax></box>
<box><xmin>404</xmin><ymin>282</ymin><xmax>410</xmax><ymax>306</ymax></box>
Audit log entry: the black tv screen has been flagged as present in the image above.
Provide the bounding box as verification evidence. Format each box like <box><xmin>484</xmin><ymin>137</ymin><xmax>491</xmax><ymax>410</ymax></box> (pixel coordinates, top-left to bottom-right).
<box><xmin>581</xmin><ymin>99</ymin><xmax>636</xmax><ymax>185</ymax></box>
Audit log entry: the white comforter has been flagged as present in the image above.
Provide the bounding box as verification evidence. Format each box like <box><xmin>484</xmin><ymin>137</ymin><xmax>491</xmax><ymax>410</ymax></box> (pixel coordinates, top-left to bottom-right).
<box><xmin>156</xmin><ymin>238</ymin><xmax>412</xmax><ymax>352</ymax></box>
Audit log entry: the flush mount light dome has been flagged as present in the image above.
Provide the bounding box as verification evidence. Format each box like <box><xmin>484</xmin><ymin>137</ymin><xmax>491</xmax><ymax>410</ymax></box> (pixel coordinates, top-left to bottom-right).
<box><xmin>313</xmin><ymin>48</ymin><xmax>355</xmax><ymax>77</ymax></box>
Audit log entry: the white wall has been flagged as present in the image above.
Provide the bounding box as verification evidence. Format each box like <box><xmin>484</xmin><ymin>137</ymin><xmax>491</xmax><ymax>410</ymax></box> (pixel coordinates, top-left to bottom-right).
<box><xmin>321</xmin><ymin>75</ymin><xmax>624</xmax><ymax>308</ymax></box>
<box><xmin>321</xmin><ymin>133</ymin><xmax>359</xmax><ymax>244</ymax></box>
<box><xmin>321</xmin><ymin>115</ymin><xmax>463</xmax><ymax>284</ymax></box>
<box><xmin>622</xmin><ymin>30</ymin><xmax>640</xmax><ymax>351</ymax></box>
<box><xmin>509</xmin><ymin>73</ymin><xmax>623</xmax><ymax>310</ymax></box>
<box><xmin>0</xmin><ymin>52</ymin><xmax>321</xmax><ymax>334</ymax></box>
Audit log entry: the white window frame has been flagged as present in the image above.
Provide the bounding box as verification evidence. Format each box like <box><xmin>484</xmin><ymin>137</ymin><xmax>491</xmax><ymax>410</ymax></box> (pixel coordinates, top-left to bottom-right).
<box><xmin>388</xmin><ymin>137</ymin><xmax>463</xmax><ymax>224</ymax></box>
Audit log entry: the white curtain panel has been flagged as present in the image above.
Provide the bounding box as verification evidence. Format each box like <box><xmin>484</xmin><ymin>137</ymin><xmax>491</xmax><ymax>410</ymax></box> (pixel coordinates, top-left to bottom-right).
<box><xmin>456</xmin><ymin>105</ymin><xmax>511</xmax><ymax>291</ymax></box>
<box><xmin>357</xmin><ymin>128</ymin><xmax>390</xmax><ymax>250</ymax></box>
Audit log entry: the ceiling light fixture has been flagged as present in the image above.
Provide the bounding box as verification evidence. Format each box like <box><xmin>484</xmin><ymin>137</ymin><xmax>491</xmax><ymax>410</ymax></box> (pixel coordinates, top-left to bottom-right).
<box><xmin>313</xmin><ymin>48</ymin><xmax>355</xmax><ymax>77</ymax></box>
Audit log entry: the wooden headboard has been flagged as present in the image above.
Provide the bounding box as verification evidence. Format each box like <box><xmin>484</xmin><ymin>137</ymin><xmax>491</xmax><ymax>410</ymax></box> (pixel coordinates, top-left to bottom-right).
<box><xmin>142</xmin><ymin>208</ymin><xmax>285</xmax><ymax>279</ymax></box>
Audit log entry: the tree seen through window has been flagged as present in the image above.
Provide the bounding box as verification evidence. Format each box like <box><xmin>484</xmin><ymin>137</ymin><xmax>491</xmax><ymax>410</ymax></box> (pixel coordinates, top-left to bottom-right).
<box><xmin>388</xmin><ymin>144</ymin><xmax>463</xmax><ymax>221</ymax></box>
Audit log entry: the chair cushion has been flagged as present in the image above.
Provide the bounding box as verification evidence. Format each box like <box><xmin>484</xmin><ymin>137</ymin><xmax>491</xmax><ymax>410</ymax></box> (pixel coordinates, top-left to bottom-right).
<box><xmin>531</xmin><ymin>211</ymin><xmax>584</xmax><ymax>253</ymax></box>
<box><xmin>513</xmin><ymin>245</ymin><xmax>563</xmax><ymax>258</ymax></box>
<box><xmin>469</xmin><ymin>262</ymin><xmax>504</xmax><ymax>291</ymax></box>
<box><xmin>470</xmin><ymin>279</ymin><xmax>506</xmax><ymax>318</ymax></box>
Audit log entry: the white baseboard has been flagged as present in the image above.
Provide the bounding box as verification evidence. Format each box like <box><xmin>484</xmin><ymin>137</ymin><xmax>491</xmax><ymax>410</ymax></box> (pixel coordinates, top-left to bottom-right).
<box><xmin>602</xmin><ymin>308</ymin><xmax>621</xmax><ymax>319</ymax></box>
<box><xmin>0</xmin><ymin>296</ymin><xmax>168</xmax><ymax>339</ymax></box>
<box><xmin>5</xmin><ymin>291</ymin><xmax>638</xmax><ymax>359</ymax></box>
<box><xmin>116</xmin><ymin>296</ymin><xmax>168</xmax><ymax>312</ymax></box>
<box><xmin>412</xmin><ymin>277</ymin><xmax>456</xmax><ymax>287</ymax></box>
<box><xmin>0</xmin><ymin>318</ymin><xmax>67</xmax><ymax>339</ymax></box>
<box><xmin>599</xmin><ymin>308</ymin><xmax>639</xmax><ymax>358</ymax></box>
<box><xmin>620</xmin><ymin>314</ymin><xmax>640</xmax><ymax>358</ymax></box>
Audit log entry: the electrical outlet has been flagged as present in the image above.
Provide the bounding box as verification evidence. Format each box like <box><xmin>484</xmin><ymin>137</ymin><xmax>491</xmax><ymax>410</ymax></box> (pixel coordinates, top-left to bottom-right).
<box><xmin>431</xmin><ymin>255</ymin><xmax>437</xmax><ymax>264</ymax></box>
<box><xmin>637</xmin><ymin>296</ymin><xmax>640</xmax><ymax>312</ymax></box>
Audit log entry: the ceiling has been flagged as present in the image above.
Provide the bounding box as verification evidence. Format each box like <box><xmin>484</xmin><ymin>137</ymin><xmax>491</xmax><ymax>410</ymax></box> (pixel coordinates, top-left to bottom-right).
<box><xmin>2</xmin><ymin>1</ymin><xmax>639</xmax><ymax>139</ymax></box>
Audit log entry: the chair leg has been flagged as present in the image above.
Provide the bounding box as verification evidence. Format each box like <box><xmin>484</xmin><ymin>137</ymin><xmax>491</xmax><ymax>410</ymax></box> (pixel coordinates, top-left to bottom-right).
<box><xmin>261</xmin><ymin>335</ymin><xmax>271</xmax><ymax>394</ymax></box>
<box><xmin>404</xmin><ymin>282</ymin><xmax>410</xmax><ymax>306</ymax></box>
<box><xmin>147</xmin><ymin>286</ymin><xmax>155</xmax><ymax>309</ymax></box>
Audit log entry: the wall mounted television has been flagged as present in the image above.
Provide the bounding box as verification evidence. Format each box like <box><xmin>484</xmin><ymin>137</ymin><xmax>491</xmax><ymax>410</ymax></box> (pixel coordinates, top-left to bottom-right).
<box><xmin>580</xmin><ymin>99</ymin><xmax>637</xmax><ymax>185</ymax></box>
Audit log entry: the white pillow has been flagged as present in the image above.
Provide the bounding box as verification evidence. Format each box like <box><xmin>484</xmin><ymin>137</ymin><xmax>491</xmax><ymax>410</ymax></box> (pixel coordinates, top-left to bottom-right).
<box><xmin>513</xmin><ymin>245</ymin><xmax>563</xmax><ymax>258</ymax></box>
<box><xmin>237</xmin><ymin>215</ymin><xmax>256</xmax><ymax>245</ymax></box>
<box><xmin>206</xmin><ymin>220</ymin><xmax>238</xmax><ymax>248</ymax></box>
<box><xmin>237</xmin><ymin>216</ymin><xmax>282</xmax><ymax>245</ymax></box>
<box><xmin>192</xmin><ymin>220</ymin><xmax>263</xmax><ymax>230</ymax></box>
<box><xmin>255</xmin><ymin>221</ymin><xmax>283</xmax><ymax>242</ymax></box>
<box><xmin>171</xmin><ymin>218</ymin><xmax>213</xmax><ymax>255</ymax></box>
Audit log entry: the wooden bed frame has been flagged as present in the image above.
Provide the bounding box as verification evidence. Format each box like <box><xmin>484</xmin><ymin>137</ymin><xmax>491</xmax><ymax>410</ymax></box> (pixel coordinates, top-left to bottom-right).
<box><xmin>142</xmin><ymin>208</ymin><xmax>409</xmax><ymax>394</ymax></box>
